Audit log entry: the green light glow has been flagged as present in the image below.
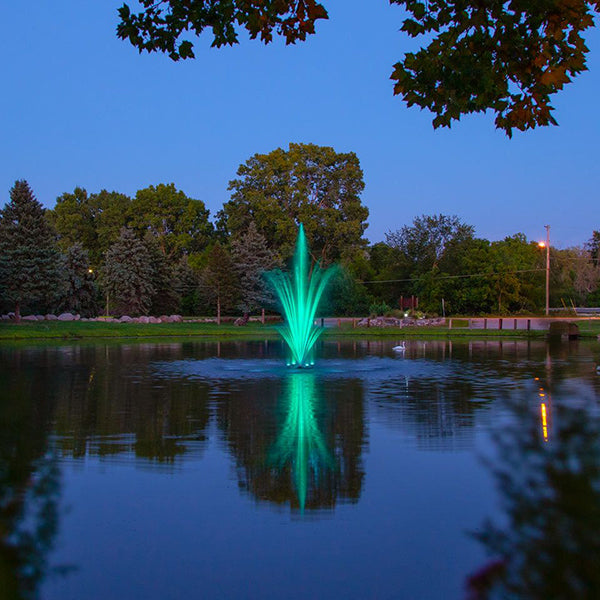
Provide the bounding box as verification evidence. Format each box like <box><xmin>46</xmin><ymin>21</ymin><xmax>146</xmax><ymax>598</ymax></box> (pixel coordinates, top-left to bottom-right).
<box><xmin>270</xmin><ymin>373</ymin><xmax>332</xmax><ymax>512</ymax></box>
<box><xmin>266</xmin><ymin>224</ymin><xmax>334</xmax><ymax>367</ymax></box>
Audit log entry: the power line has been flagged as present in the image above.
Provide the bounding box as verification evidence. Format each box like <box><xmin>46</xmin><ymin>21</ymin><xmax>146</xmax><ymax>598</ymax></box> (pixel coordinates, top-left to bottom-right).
<box><xmin>359</xmin><ymin>268</ymin><xmax>545</xmax><ymax>284</ymax></box>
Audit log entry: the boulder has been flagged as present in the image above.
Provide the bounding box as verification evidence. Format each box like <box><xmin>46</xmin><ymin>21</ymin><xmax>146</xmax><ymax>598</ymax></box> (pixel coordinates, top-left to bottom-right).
<box><xmin>22</xmin><ymin>315</ymin><xmax>38</xmax><ymax>321</ymax></box>
<box><xmin>45</xmin><ymin>314</ymin><xmax>58</xmax><ymax>321</ymax></box>
<box><xmin>170</xmin><ymin>315</ymin><xmax>183</xmax><ymax>323</ymax></box>
<box><xmin>57</xmin><ymin>313</ymin><xmax>75</xmax><ymax>321</ymax></box>
<box><xmin>35</xmin><ymin>315</ymin><xmax>45</xmax><ymax>321</ymax></box>
<box><xmin>159</xmin><ymin>315</ymin><xmax>172</xmax><ymax>323</ymax></box>
<box><xmin>138</xmin><ymin>316</ymin><xmax>150</xmax><ymax>324</ymax></box>
<box><xmin>119</xmin><ymin>315</ymin><xmax>133</xmax><ymax>323</ymax></box>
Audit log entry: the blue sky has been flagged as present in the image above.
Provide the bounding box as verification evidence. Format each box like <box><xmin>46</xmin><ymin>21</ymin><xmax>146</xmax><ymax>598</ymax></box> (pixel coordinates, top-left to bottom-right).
<box><xmin>1</xmin><ymin>1</ymin><xmax>598</xmax><ymax>248</ymax></box>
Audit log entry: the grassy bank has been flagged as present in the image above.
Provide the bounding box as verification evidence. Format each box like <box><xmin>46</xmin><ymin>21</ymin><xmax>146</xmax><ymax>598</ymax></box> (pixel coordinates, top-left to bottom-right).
<box><xmin>0</xmin><ymin>321</ymin><xmax>280</xmax><ymax>341</ymax></box>
<box><xmin>1</xmin><ymin>318</ymin><xmax>598</xmax><ymax>341</ymax></box>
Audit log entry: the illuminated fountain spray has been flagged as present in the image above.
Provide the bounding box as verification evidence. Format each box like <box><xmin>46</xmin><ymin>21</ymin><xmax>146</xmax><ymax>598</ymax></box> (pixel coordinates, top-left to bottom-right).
<box><xmin>266</xmin><ymin>224</ymin><xmax>335</xmax><ymax>367</ymax></box>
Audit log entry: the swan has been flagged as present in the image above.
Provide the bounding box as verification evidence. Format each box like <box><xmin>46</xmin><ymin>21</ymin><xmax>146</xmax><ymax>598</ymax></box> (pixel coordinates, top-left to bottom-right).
<box><xmin>392</xmin><ymin>342</ymin><xmax>406</xmax><ymax>352</ymax></box>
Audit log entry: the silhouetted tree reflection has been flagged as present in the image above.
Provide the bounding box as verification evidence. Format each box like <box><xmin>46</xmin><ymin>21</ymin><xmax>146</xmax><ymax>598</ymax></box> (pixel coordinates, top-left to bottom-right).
<box><xmin>468</xmin><ymin>392</ymin><xmax>600</xmax><ymax>599</ymax></box>
<box><xmin>45</xmin><ymin>344</ymin><xmax>211</xmax><ymax>463</ymax></box>
<box><xmin>0</xmin><ymin>359</ymin><xmax>60</xmax><ymax>600</ymax></box>
<box><xmin>218</xmin><ymin>376</ymin><xmax>366</xmax><ymax>512</ymax></box>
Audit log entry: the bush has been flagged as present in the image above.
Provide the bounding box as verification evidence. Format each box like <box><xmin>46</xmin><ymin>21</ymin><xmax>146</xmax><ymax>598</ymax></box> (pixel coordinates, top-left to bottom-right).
<box><xmin>369</xmin><ymin>301</ymin><xmax>391</xmax><ymax>317</ymax></box>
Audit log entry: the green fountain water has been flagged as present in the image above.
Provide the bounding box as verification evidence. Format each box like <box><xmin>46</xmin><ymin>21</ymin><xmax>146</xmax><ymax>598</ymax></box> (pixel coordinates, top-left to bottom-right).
<box><xmin>270</xmin><ymin>373</ymin><xmax>332</xmax><ymax>512</ymax></box>
<box><xmin>266</xmin><ymin>224</ymin><xmax>335</xmax><ymax>367</ymax></box>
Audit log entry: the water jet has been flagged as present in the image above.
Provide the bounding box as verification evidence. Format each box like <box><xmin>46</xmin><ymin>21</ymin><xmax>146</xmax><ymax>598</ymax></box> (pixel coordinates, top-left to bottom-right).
<box><xmin>266</xmin><ymin>224</ymin><xmax>335</xmax><ymax>368</ymax></box>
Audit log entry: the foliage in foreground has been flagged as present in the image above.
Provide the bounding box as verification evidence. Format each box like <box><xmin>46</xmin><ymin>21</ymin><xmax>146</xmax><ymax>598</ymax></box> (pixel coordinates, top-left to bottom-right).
<box><xmin>116</xmin><ymin>0</ymin><xmax>600</xmax><ymax>135</ymax></box>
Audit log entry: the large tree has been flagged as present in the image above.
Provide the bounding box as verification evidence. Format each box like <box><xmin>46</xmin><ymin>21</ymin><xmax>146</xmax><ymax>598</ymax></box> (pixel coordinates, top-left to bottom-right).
<box><xmin>102</xmin><ymin>228</ymin><xmax>155</xmax><ymax>316</ymax></box>
<box><xmin>218</xmin><ymin>143</ymin><xmax>369</xmax><ymax>265</ymax></box>
<box><xmin>130</xmin><ymin>183</ymin><xmax>213</xmax><ymax>258</ymax></box>
<box><xmin>0</xmin><ymin>181</ymin><xmax>62</xmax><ymax>321</ymax></box>
<box><xmin>116</xmin><ymin>1</ymin><xmax>599</xmax><ymax>135</ymax></box>
<box><xmin>201</xmin><ymin>243</ymin><xmax>239</xmax><ymax>324</ymax></box>
<box><xmin>58</xmin><ymin>243</ymin><xmax>99</xmax><ymax>317</ymax></box>
<box><xmin>386</xmin><ymin>214</ymin><xmax>475</xmax><ymax>275</ymax></box>
<box><xmin>48</xmin><ymin>188</ymin><xmax>132</xmax><ymax>268</ymax></box>
<box><xmin>230</xmin><ymin>221</ymin><xmax>279</xmax><ymax>317</ymax></box>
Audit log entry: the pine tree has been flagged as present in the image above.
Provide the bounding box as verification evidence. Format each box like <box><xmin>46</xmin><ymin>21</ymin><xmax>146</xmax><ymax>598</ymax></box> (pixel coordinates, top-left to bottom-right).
<box><xmin>231</xmin><ymin>221</ymin><xmax>279</xmax><ymax>317</ymax></box>
<box><xmin>0</xmin><ymin>180</ymin><xmax>62</xmax><ymax>320</ymax></box>
<box><xmin>201</xmin><ymin>244</ymin><xmax>239</xmax><ymax>324</ymax></box>
<box><xmin>59</xmin><ymin>243</ymin><xmax>98</xmax><ymax>317</ymax></box>
<box><xmin>174</xmin><ymin>255</ymin><xmax>200</xmax><ymax>315</ymax></box>
<box><xmin>144</xmin><ymin>234</ymin><xmax>179</xmax><ymax>315</ymax></box>
<box><xmin>103</xmin><ymin>228</ymin><xmax>155</xmax><ymax>316</ymax></box>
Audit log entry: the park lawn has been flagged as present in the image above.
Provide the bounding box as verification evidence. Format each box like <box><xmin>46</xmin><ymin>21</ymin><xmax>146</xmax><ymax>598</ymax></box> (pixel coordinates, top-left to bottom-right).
<box><xmin>0</xmin><ymin>320</ymin><xmax>280</xmax><ymax>341</ymax></box>
<box><xmin>0</xmin><ymin>318</ymin><xmax>598</xmax><ymax>342</ymax></box>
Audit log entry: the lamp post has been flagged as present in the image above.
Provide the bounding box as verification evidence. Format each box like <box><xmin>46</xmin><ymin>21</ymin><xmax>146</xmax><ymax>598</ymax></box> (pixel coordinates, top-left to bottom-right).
<box><xmin>538</xmin><ymin>226</ymin><xmax>550</xmax><ymax>316</ymax></box>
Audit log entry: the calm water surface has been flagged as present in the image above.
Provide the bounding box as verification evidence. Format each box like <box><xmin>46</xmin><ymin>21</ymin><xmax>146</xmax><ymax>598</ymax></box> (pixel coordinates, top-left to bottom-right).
<box><xmin>1</xmin><ymin>339</ymin><xmax>599</xmax><ymax>599</ymax></box>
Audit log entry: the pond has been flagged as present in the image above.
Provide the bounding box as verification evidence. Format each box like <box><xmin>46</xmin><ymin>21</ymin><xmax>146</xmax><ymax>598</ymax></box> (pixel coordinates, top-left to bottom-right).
<box><xmin>1</xmin><ymin>338</ymin><xmax>599</xmax><ymax>599</ymax></box>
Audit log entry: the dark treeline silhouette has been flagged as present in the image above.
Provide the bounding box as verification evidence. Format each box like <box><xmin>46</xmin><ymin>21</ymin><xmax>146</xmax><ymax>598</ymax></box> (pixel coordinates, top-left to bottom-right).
<box><xmin>2</xmin><ymin>151</ymin><xmax>599</xmax><ymax>318</ymax></box>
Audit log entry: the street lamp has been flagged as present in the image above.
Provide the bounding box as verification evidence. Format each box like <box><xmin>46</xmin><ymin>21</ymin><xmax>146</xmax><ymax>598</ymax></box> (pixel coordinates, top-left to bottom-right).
<box><xmin>538</xmin><ymin>226</ymin><xmax>550</xmax><ymax>316</ymax></box>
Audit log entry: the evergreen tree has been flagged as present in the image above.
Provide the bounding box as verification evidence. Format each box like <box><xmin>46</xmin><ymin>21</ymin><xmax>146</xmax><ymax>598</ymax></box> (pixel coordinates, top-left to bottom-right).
<box><xmin>201</xmin><ymin>244</ymin><xmax>239</xmax><ymax>324</ymax></box>
<box><xmin>144</xmin><ymin>234</ymin><xmax>179</xmax><ymax>315</ymax></box>
<box><xmin>0</xmin><ymin>180</ymin><xmax>62</xmax><ymax>320</ymax></box>
<box><xmin>231</xmin><ymin>222</ymin><xmax>279</xmax><ymax>317</ymax></box>
<box><xmin>59</xmin><ymin>243</ymin><xmax>99</xmax><ymax>317</ymax></box>
<box><xmin>174</xmin><ymin>255</ymin><xmax>200</xmax><ymax>315</ymax></box>
<box><xmin>103</xmin><ymin>228</ymin><xmax>155</xmax><ymax>316</ymax></box>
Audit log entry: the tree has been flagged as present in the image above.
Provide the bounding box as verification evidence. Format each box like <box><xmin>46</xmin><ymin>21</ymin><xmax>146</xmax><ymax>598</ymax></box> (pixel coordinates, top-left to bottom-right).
<box><xmin>0</xmin><ymin>181</ymin><xmax>62</xmax><ymax>321</ymax></box>
<box><xmin>230</xmin><ymin>222</ymin><xmax>279</xmax><ymax>317</ymax></box>
<box><xmin>48</xmin><ymin>188</ymin><xmax>132</xmax><ymax>268</ymax></box>
<box><xmin>117</xmin><ymin>0</ymin><xmax>328</xmax><ymax>60</ymax></box>
<box><xmin>116</xmin><ymin>1</ymin><xmax>600</xmax><ymax>135</ymax></box>
<box><xmin>587</xmin><ymin>230</ymin><xmax>600</xmax><ymax>266</ymax></box>
<box><xmin>102</xmin><ymin>228</ymin><xmax>155</xmax><ymax>316</ymax></box>
<box><xmin>201</xmin><ymin>243</ymin><xmax>239</xmax><ymax>324</ymax></box>
<box><xmin>173</xmin><ymin>256</ymin><xmax>201</xmax><ymax>315</ymax></box>
<box><xmin>488</xmin><ymin>235</ymin><xmax>542</xmax><ymax>313</ymax></box>
<box><xmin>386</xmin><ymin>214</ymin><xmax>475</xmax><ymax>275</ymax></box>
<box><xmin>218</xmin><ymin>143</ymin><xmax>369</xmax><ymax>265</ymax></box>
<box><xmin>59</xmin><ymin>243</ymin><xmax>99</xmax><ymax>317</ymax></box>
<box><xmin>130</xmin><ymin>184</ymin><xmax>213</xmax><ymax>259</ymax></box>
<box><xmin>143</xmin><ymin>234</ymin><xmax>180</xmax><ymax>315</ymax></box>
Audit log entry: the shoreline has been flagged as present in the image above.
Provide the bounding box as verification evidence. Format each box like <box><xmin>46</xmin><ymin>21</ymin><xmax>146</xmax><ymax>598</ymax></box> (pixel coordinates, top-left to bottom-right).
<box><xmin>0</xmin><ymin>319</ymin><xmax>598</xmax><ymax>342</ymax></box>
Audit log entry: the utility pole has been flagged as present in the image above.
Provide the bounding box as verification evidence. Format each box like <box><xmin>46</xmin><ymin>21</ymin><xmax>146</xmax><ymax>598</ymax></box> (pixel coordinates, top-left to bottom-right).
<box><xmin>544</xmin><ymin>225</ymin><xmax>550</xmax><ymax>316</ymax></box>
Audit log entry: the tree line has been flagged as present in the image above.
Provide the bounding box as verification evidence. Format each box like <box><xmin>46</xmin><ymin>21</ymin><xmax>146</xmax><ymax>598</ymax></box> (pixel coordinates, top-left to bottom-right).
<box><xmin>1</xmin><ymin>143</ymin><xmax>599</xmax><ymax>321</ymax></box>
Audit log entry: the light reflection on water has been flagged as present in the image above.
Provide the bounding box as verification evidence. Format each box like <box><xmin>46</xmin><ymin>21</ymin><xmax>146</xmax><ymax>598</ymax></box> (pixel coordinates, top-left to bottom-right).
<box><xmin>0</xmin><ymin>339</ymin><xmax>598</xmax><ymax>599</ymax></box>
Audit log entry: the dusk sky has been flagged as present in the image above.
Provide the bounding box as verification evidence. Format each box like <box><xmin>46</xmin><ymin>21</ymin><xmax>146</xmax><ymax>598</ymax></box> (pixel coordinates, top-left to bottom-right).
<box><xmin>2</xmin><ymin>1</ymin><xmax>598</xmax><ymax>248</ymax></box>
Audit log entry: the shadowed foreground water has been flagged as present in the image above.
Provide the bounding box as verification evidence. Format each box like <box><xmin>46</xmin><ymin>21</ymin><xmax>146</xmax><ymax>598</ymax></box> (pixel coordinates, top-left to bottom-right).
<box><xmin>0</xmin><ymin>339</ymin><xmax>599</xmax><ymax>599</ymax></box>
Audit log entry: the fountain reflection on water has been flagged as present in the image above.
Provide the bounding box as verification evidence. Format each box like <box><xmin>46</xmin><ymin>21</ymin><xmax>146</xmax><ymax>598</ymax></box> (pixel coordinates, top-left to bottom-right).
<box><xmin>270</xmin><ymin>372</ymin><xmax>333</xmax><ymax>513</ymax></box>
<box><xmin>265</xmin><ymin>224</ymin><xmax>335</xmax><ymax>368</ymax></box>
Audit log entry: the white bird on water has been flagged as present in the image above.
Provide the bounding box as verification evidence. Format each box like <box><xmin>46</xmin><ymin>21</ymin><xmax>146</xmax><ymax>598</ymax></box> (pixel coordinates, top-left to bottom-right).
<box><xmin>392</xmin><ymin>341</ymin><xmax>406</xmax><ymax>353</ymax></box>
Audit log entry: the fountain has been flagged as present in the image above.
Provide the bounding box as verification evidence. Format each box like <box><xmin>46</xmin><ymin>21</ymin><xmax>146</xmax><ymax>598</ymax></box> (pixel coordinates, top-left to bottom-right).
<box><xmin>265</xmin><ymin>224</ymin><xmax>335</xmax><ymax>368</ymax></box>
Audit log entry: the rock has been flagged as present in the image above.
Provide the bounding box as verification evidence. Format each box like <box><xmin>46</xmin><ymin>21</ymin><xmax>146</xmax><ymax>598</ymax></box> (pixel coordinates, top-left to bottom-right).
<box><xmin>148</xmin><ymin>316</ymin><xmax>161</xmax><ymax>324</ymax></box>
<box><xmin>119</xmin><ymin>316</ymin><xmax>133</xmax><ymax>323</ymax></box>
<box><xmin>170</xmin><ymin>315</ymin><xmax>183</xmax><ymax>323</ymax></box>
<box><xmin>159</xmin><ymin>315</ymin><xmax>172</xmax><ymax>323</ymax></box>
<box><xmin>138</xmin><ymin>316</ymin><xmax>150</xmax><ymax>324</ymax></box>
<box><xmin>45</xmin><ymin>314</ymin><xmax>58</xmax><ymax>320</ymax></box>
<box><xmin>22</xmin><ymin>315</ymin><xmax>38</xmax><ymax>321</ymax></box>
<box><xmin>74</xmin><ymin>314</ymin><xmax>81</xmax><ymax>321</ymax></box>
<box><xmin>35</xmin><ymin>315</ymin><xmax>45</xmax><ymax>321</ymax></box>
<box><xmin>57</xmin><ymin>313</ymin><xmax>75</xmax><ymax>321</ymax></box>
